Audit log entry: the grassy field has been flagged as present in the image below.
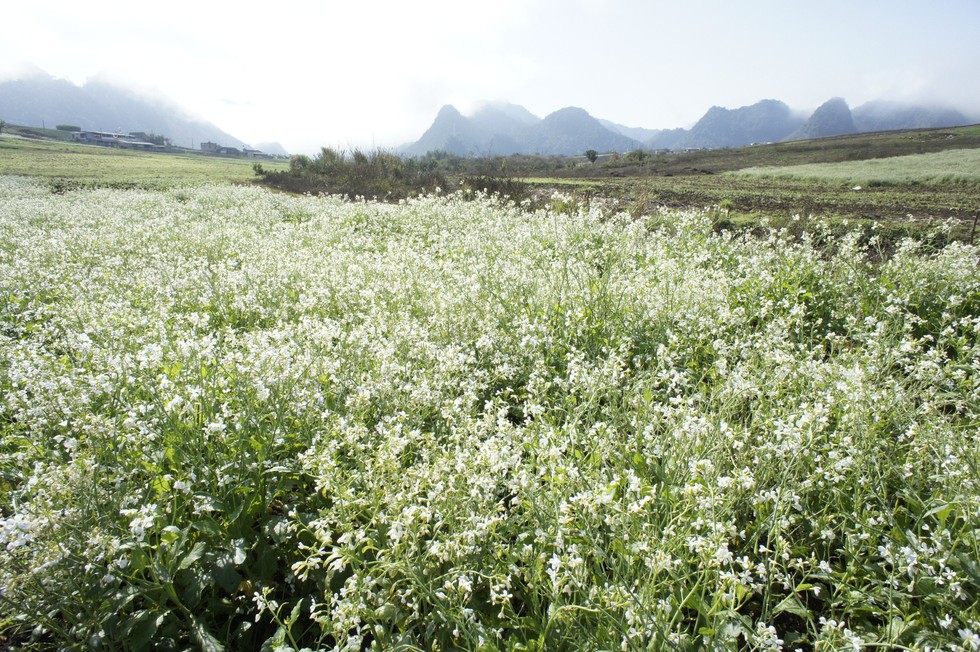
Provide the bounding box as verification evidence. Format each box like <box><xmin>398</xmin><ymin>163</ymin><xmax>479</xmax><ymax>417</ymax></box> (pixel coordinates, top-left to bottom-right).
<box><xmin>0</xmin><ymin>134</ymin><xmax>288</xmax><ymax>188</ymax></box>
<box><xmin>525</xmin><ymin>173</ymin><xmax>980</xmax><ymax>252</ymax></box>
<box><xmin>1</xmin><ymin>177</ymin><xmax>979</xmax><ymax>650</ymax></box>
<box><xmin>737</xmin><ymin>148</ymin><xmax>980</xmax><ymax>185</ymax></box>
<box><xmin>562</xmin><ymin>124</ymin><xmax>980</xmax><ymax>178</ymax></box>
<box><xmin>525</xmin><ymin>127</ymin><xmax>980</xmax><ymax>230</ymax></box>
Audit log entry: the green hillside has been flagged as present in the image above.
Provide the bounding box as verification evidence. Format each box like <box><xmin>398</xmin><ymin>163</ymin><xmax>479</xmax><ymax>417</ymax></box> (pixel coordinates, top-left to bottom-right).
<box><xmin>0</xmin><ymin>132</ymin><xmax>287</xmax><ymax>188</ymax></box>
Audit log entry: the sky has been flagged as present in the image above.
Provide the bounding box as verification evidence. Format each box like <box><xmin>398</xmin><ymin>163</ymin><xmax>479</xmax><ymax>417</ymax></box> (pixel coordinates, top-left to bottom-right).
<box><xmin>2</xmin><ymin>0</ymin><xmax>979</xmax><ymax>155</ymax></box>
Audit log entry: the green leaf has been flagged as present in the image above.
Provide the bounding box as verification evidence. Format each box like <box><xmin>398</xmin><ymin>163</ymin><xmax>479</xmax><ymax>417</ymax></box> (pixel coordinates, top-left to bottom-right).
<box><xmin>192</xmin><ymin>617</ymin><xmax>225</xmax><ymax>652</ymax></box>
<box><xmin>886</xmin><ymin>616</ymin><xmax>911</xmax><ymax>641</ymax></box>
<box><xmin>180</xmin><ymin>572</ymin><xmax>206</xmax><ymax>608</ymax></box>
<box><xmin>253</xmin><ymin>541</ymin><xmax>279</xmax><ymax>581</ymax></box>
<box><xmin>773</xmin><ymin>594</ymin><xmax>810</xmax><ymax>620</ymax></box>
<box><xmin>286</xmin><ymin>600</ymin><xmax>303</xmax><ymax>627</ymax></box>
<box><xmin>168</xmin><ymin>361</ymin><xmax>182</xmax><ymax>378</ymax></box>
<box><xmin>124</xmin><ymin>610</ymin><xmax>163</xmax><ymax>649</ymax></box>
<box><xmin>213</xmin><ymin>560</ymin><xmax>244</xmax><ymax>593</ymax></box>
<box><xmin>260</xmin><ymin>626</ymin><xmax>287</xmax><ymax>652</ymax></box>
<box><xmin>229</xmin><ymin>492</ymin><xmax>262</xmax><ymax>536</ymax></box>
<box><xmin>178</xmin><ymin>541</ymin><xmax>207</xmax><ymax>571</ymax></box>
<box><xmin>151</xmin><ymin>474</ymin><xmax>171</xmax><ymax>497</ymax></box>
<box><xmin>160</xmin><ymin>525</ymin><xmax>181</xmax><ymax>545</ymax></box>
<box><xmin>913</xmin><ymin>576</ymin><xmax>939</xmax><ymax>596</ymax></box>
<box><xmin>191</xmin><ymin>518</ymin><xmax>223</xmax><ymax>538</ymax></box>
<box><xmin>925</xmin><ymin>503</ymin><xmax>955</xmax><ymax>528</ymax></box>
<box><xmin>232</xmin><ymin>542</ymin><xmax>247</xmax><ymax>566</ymax></box>
<box><xmin>955</xmin><ymin>552</ymin><xmax>980</xmax><ymax>583</ymax></box>
<box><xmin>130</xmin><ymin>547</ymin><xmax>150</xmax><ymax>573</ymax></box>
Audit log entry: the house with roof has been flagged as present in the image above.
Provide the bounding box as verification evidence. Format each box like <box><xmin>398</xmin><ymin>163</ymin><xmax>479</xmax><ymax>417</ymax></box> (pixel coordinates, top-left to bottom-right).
<box><xmin>72</xmin><ymin>130</ymin><xmax>165</xmax><ymax>151</ymax></box>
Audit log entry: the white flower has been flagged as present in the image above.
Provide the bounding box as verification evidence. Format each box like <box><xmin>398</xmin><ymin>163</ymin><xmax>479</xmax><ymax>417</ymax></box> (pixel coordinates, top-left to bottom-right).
<box><xmin>0</xmin><ymin>514</ymin><xmax>39</xmax><ymax>550</ymax></box>
<box><xmin>960</xmin><ymin>629</ymin><xmax>980</xmax><ymax>650</ymax></box>
<box><xmin>714</xmin><ymin>543</ymin><xmax>733</xmax><ymax>566</ymax></box>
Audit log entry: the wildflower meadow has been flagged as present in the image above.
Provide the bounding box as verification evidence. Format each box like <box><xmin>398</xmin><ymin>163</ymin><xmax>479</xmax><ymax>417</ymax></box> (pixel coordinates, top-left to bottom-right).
<box><xmin>0</xmin><ymin>176</ymin><xmax>978</xmax><ymax>650</ymax></box>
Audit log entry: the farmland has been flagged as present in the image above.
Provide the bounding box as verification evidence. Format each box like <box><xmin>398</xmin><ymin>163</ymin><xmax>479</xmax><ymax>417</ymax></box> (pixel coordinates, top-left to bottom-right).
<box><xmin>525</xmin><ymin>126</ymin><xmax>980</xmax><ymax>231</ymax></box>
<box><xmin>1</xmin><ymin>129</ymin><xmax>980</xmax><ymax>649</ymax></box>
<box><xmin>736</xmin><ymin>148</ymin><xmax>980</xmax><ymax>185</ymax></box>
<box><xmin>0</xmin><ymin>134</ymin><xmax>288</xmax><ymax>189</ymax></box>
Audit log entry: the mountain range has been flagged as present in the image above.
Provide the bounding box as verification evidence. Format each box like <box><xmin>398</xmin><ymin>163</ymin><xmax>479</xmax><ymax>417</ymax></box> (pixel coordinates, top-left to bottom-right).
<box><xmin>2</xmin><ymin>68</ymin><xmax>975</xmax><ymax>159</ymax></box>
<box><xmin>0</xmin><ymin>69</ymin><xmax>263</xmax><ymax>152</ymax></box>
<box><xmin>402</xmin><ymin>98</ymin><xmax>977</xmax><ymax>157</ymax></box>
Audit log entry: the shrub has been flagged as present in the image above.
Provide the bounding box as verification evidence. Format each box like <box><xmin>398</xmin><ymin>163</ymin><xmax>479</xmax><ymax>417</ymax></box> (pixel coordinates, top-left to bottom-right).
<box><xmin>254</xmin><ymin>148</ymin><xmax>447</xmax><ymax>200</ymax></box>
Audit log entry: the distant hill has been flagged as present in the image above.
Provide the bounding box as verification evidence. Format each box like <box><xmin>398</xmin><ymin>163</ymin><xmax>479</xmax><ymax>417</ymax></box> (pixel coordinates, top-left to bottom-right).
<box><xmin>402</xmin><ymin>105</ymin><xmax>494</xmax><ymax>156</ymax></box>
<box><xmin>0</xmin><ymin>70</ymin><xmax>245</xmax><ymax>149</ymax></box>
<box><xmin>254</xmin><ymin>141</ymin><xmax>290</xmax><ymax>157</ymax></box>
<box><xmin>786</xmin><ymin>97</ymin><xmax>858</xmax><ymax>141</ymax></box>
<box><xmin>521</xmin><ymin>107</ymin><xmax>641</xmax><ymax>155</ymax></box>
<box><xmin>472</xmin><ymin>101</ymin><xmax>540</xmax><ymax>132</ymax></box>
<box><xmin>646</xmin><ymin>128</ymin><xmax>688</xmax><ymax>150</ymax></box>
<box><xmin>599</xmin><ymin>119</ymin><xmax>661</xmax><ymax>144</ymax></box>
<box><xmin>852</xmin><ymin>100</ymin><xmax>972</xmax><ymax>132</ymax></box>
<box><xmin>672</xmin><ymin>100</ymin><xmax>805</xmax><ymax>149</ymax></box>
<box><xmin>403</xmin><ymin>97</ymin><xmax>976</xmax><ymax>157</ymax></box>
<box><xmin>401</xmin><ymin>104</ymin><xmax>641</xmax><ymax>156</ymax></box>
<box><xmin>466</xmin><ymin>102</ymin><xmax>539</xmax><ymax>154</ymax></box>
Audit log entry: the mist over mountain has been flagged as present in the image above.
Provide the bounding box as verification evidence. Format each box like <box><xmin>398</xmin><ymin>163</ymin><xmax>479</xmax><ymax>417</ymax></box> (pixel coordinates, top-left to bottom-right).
<box><xmin>401</xmin><ymin>105</ymin><xmax>495</xmax><ymax>156</ymax></box>
<box><xmin>671</xmin><ymin>100</ymin><xmax>805</xmax><ymax>149</ymax></box>
<box><xmin>471</xmin><ymin>101</ymin><xmax>541</xmax><ymax>132</ymax></box>
<box><xmin>599</xmin><ymin>120</ymin><xmax>661</xmax><ymax>144</ymax></box>
<box><xmin>255</xmin><ymin>142</ymin><xmax>290</xmax><ymax>157</ymax></box>
<box><xmin>0</xmin><ymin>70</ymin><xmax>245</xmax><ymax>149</ymax></box>
<box><xmin>852</xmin><ymin>100</ymin><xmax>972</xmax><ymax>132</ymax></box>
<box><xmin>401</xmin><ymin>104</ymin><xmax>641</xmax><ymax>156</ymax></box>
<box><xmin>786</xmin><ymin>97</ymin><xmax>858</xmax><ymax>141</ymax></box>
<box><xmin>521</xmin><ymin>107</ymin><xmax>641</xmax><ymax>155</ymax></box>
<box><xmin>646</xmin><ymin>128</ymin><xmax>688</xmax><ymax>150</ymax></box>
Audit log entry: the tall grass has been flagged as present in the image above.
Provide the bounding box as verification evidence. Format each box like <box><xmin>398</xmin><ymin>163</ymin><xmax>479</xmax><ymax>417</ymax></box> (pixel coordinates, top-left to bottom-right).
<box><xmin>1</xmin><ymin>177</ymin><xmax>978</xmax><ymax>650</ymax></box>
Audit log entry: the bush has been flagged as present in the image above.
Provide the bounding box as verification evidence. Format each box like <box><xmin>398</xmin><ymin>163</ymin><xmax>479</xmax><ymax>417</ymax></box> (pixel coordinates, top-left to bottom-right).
<box><xmin>254</xmin><ymin>148</ymin><xmax>447</xmax><ymax>201</ymax></box>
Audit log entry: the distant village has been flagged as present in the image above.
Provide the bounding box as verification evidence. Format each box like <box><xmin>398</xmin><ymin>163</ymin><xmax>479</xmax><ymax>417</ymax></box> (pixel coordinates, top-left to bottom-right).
<box><xmin>71</xmin><ymin>130</ymin><xmax>167</xmax><ymax>151</ymax></box>
<box><xmin>69</xmin><ymin>129</ymin><xmax>275</xmax><ymax>158</ymax></box>
<box><xmin>199</xmin><ymin>141</ymin><xmax>272</xmax><ymax>158</ymax></box>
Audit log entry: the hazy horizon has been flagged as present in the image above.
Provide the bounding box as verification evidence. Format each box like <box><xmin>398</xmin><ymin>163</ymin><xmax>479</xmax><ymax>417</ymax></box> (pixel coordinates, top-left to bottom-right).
<box><xmin>2</xmin><ymin>0</ymin><xmax>979</xmax><ymax>155</ymax></box>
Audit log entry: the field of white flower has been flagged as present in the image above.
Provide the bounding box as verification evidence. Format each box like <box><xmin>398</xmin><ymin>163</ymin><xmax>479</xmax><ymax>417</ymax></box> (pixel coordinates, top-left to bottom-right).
<box><xmin>1</xmin><ymin>175</ymin><xmax>978</xmax><ymax>651</ymax></box>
